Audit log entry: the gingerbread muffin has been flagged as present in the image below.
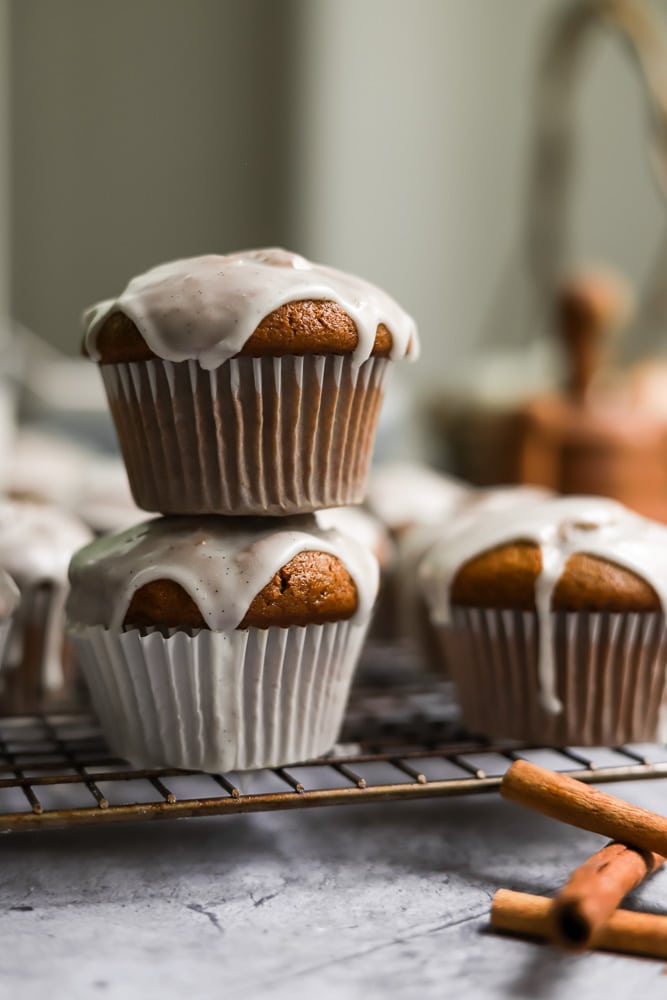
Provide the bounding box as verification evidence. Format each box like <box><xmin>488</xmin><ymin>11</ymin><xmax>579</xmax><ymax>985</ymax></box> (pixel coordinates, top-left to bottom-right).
<box><xmin>420</xmin><ymin>495</ymin><xmax>667</xmax><ymax>745</ymax></box>
<box><xmin>66</xmin><ymin>514</ymin><xmax>378</xmax><ymax>770</ymax></box>
<box><xmin>82</xmin><ymin>249</ymin><xmax>418</xmax><ymax>516</ymax></box>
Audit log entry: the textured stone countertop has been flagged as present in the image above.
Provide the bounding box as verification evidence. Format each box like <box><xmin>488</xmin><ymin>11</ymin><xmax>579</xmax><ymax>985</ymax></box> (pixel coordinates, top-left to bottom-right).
<box><xmin>2</xmin><ymin>774</ymin><xmax>667</xmax><ymax>1000</ymax></box>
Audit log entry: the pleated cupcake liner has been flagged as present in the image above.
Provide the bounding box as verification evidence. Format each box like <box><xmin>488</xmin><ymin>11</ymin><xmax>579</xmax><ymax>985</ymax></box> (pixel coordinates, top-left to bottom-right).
<box><xmin>0</xmin><ymin>618</ymin><xmax>12</xmax><ymax>669</ymax></box>
<box><xmin>0</xmin><ymin>583</ymin><xmax>80</xmax><ymax>713</ymax></box>
<box><xmin>437</xmin><ymin>607</ymin><xmax>667</xmax><ymax>746</ymax></box>
<box><xmin>101</xmin><ymin>355</ymin><xmax>389</xmax><ymax>516</ymax></box>
<box><xmin>69</xmin><ymin>619</ymin><xmax>368</xmax><ymax>771</ymax></box>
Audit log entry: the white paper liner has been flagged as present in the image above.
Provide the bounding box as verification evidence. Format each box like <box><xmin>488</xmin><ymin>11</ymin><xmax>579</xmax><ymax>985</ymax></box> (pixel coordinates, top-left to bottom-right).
<box><xmin>101</xmin><ymin>355</ymin><xmax>389</xmax><ymax>515</ymax></box>
<box><xmin>438</xmin><ymin>607</ymin><xmax>667</xmax><ymax>745</ymax></box>
<box><xmin>0</xmin><ymin>618</ymin><xmax>12</xmax><ymax>670</ymax></box>
<box><xmin>69</xmin><ymin>619</ymin><xmax>368</xmax><ymax>771</ymax></box>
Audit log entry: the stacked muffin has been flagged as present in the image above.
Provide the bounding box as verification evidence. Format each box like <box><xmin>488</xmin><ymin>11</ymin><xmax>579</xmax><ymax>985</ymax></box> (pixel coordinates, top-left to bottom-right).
<box><xmin>67</xmin><ymin>248</ymin><xmax>418</xmax><ymax>771</ymax></box>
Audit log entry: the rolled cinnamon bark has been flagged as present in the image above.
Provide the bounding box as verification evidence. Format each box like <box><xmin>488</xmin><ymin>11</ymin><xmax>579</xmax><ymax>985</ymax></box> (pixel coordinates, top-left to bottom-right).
<box><xmin>492</xmin><ymin>889</ymin><xmax>667</xmax><ymax>960</ymax></box>
<box><xmin>549</xmin><ymin>842</ymin><xmax>664</xmax><ymax>949</ymax></box>
<box><xmin>500</xmin><ymin>759</ymin><xmax>667</xmax><ymax>857</ymax></box>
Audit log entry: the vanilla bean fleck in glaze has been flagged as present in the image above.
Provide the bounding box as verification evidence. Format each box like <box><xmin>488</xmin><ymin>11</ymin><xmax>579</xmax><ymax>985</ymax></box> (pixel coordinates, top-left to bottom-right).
<box><xmin>420</xmin><ymin>496</ymin><xmax>667</xmax><ymax>714</ymax></box>
<box><xmin>83</xmin><ymin>248</ymin><xmax>418</xmax><ymax>369</ymax></box>
<box><xmin>67</xmin><ymin>515</ymin><xmax>379</xmax><ymax>632</ymax></box>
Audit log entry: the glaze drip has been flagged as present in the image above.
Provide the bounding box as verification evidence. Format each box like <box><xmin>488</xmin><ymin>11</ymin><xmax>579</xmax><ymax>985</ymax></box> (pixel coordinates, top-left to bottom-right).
<box><xmin>67</xmin><ymin>515</ymin><xmax>380</xmax><ymax>631</ymax></box>
<box><xmin>83</xmin><ymin>248</ymin><xmax>418</xmax><ymax>369</ymax></box>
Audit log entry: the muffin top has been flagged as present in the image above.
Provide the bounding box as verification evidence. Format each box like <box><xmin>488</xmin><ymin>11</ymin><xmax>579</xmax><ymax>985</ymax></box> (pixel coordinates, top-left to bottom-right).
<box><xmin>82</xmin><ymin>248</ymin><xmax>418</xmax><ymax>369</ymax></box>
<box><xmin>67</xmin><ymin>514</ymin><xmax>379</xmax><ymax>631</ymax></box>
<box><xmin>420</xmin><ymin>495</ymin><xmax>667</xmax><ymax>623</ymax></box>
<box><xmin>0</xmin><ymin>569</ymin><xmax>19</xmax><ymax>620</ymax></box>
<box><xmin>0</xmin><ymin>497</ymin><xmax>93</xmax><ymax>589</ymax></box>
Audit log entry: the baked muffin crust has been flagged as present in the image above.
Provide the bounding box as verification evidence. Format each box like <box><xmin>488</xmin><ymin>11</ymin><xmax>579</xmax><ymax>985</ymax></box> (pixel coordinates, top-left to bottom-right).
<box><xmin>81</xmin><ymin>250</ymin><xmax>417</xmax><ymax>368</ymax></box>
<box><xmin>87</xmin><ymin>303</ymin><xmax>393</xmax><ymax>364</ymax></box>
<box><xmin>124</xmin><ymin>550</ymin><xmax>358</xmax><ymax>629</ymax></box>
<box><xmin>449</xmin><ymin>541</ymin><xmax>660</xmax><ymax>613</ymax></box>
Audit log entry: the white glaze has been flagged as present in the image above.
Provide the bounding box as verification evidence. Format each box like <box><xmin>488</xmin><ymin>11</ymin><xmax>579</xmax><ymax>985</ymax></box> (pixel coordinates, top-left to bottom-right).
<box><xmin>8</xmin><ymin>430</ymin><xmax>140</xmax><ymax>532</ymax></box>
<box><xmin>83</xmin><ymin>248</ymin><xmax>418</xmax><ymax>369</ymax></box>
<box><xmin>366</xmin><ymin>462</ymin><xmax>471</xmax><ymax>533</ymax></box>
<box><xmin>67</xmin><ymin>515</ymin><xmax>379</xmax><ymax>632</ymax></box>
<box><xmin>420</xmin><ymin>496</ymin><xmax>667</xmax><ymax>714</ymax></box>
<box><xmin>316</xmin><ymin>507</ymin><xmax>393</xmax><ymax>567</ymax></box>
<box><xmin>8</xmin><ymin>429</ymin><xmax>92</xmax><ymax>509</ymax></box>
<box><xmin>76</xmin><ymin>457</ymin><xmax>140</xmax><ymax>534</ymax></box>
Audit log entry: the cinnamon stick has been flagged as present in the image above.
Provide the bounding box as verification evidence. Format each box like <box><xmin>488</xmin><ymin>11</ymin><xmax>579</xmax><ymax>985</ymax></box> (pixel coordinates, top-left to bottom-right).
<box><xmin>500</xmin><ymin>759</ymin><xmax>667</xmax><ymax>857</ymax></box>
<box><xmin>492</xmin><ymin>889</ymin><xmax>667</xmax><ymax>960</ymax></box>
<box><xmin>549</xmin><ymin>842</ymin><xmax>664</xmax><ymax>949</ymax></box>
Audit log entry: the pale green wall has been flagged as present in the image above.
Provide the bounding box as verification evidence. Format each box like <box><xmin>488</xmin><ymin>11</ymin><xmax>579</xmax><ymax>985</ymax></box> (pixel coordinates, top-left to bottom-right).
<box><xmin>6</xmin><ymin>0</ymin><xmax>667</xmax><ymax>384</ymax></box>
<box><xmin>9</xmin><ymin>0</ymin><xmax>296</xmax><ymax>351</ymax></box>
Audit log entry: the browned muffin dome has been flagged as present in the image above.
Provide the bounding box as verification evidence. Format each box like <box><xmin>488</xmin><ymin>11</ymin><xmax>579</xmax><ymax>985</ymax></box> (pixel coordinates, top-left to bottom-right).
<box><xmin>86</xmin><ymin>302</ymin><xmax>394</xmax><ymax>364</ymax></box>
<box><xmin>449</xmin><ymin>541</ymin><xmax>660</xmax><ymax>613</ymax></box>
<box><xmin>124</xmin><ymin>550</ymin><xmax>359</xmax><ymax>630</ymax></box>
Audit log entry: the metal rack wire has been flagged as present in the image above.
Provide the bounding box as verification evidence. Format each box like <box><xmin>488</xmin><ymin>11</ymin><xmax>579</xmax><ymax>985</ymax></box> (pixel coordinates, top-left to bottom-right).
<box><xmin>0</xmin><ymin>658</ymin><xmax>666</xmax><ymax>834</ymax></box>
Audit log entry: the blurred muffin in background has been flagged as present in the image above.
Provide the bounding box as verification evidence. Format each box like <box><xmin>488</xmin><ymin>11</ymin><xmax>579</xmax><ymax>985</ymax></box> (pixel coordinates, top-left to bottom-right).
<box><xmin>365</xmin><ymin>461</ymin><xmax>471</xmax><ymax>539</ymax></box>
<box><xmin>6</xmin><ymin>428</ymin><xmax>140</xmax><ymax>536</ymax></box>
<box><xmin>0</xmin><ymin>497</ymin><xmax>92</xmax><ymax>711</ymax></box>
<box><xmin>364</xmin><ymin>462</ymin><xmax>472</xmax><ymax>652</ymax></box>
<box><xmin>0</xmin><ymin>570</ymin><xmax>19</xmax><ymax>671</ymax></box>
<box><xmin>317</xmin><ymin>505</ymin><xmax>395</xmax><ymax>640</ymax></box>
<box><xmin>7</xmin><ymin>428</ymin><xmax>90</xmax><ymax>509</ymax></box>
<box><xmin>400</xmin><ymin>483</ymin><xmax>554</xmax><ymax>671</ymax></box>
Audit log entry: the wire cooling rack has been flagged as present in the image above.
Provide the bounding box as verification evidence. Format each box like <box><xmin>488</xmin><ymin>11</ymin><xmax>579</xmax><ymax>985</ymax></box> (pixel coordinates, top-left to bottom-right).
<box><xmin>0</xmin><ymin>648</ymin><xmax>666</xmax><ymax>833</ymax></box>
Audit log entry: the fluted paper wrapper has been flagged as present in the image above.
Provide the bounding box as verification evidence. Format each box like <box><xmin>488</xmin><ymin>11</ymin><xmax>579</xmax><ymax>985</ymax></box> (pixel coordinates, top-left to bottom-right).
<box><xmin>0</xmin><ymin>618</ymin><xmax>12</xmax><ymax>670</ymax></box>
<box><xmin>0</xmin><ymin>584</ymin><xmax>81</xmax><ymax>714</ymax></box>
<box><xmin>101</xmin><ymin>355</ymin><xmax>389</xmax><ymax>515</ymax></box>
<box><xmin>438</xmin><ymin>607</ymin><xmax>667</xmax><ymax>746</ymax></box>
<box><xmin>69</xmin><ymin>620</ymin><xmax>367</xmax><ymax>771</ymax></box>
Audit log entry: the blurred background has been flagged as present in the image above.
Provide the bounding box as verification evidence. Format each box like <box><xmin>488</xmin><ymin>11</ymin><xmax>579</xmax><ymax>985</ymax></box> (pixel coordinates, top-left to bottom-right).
<box><xmin>3</xmin><ymin>0</ymin><xmax>667</xmax><ymax>467</ymax></box>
